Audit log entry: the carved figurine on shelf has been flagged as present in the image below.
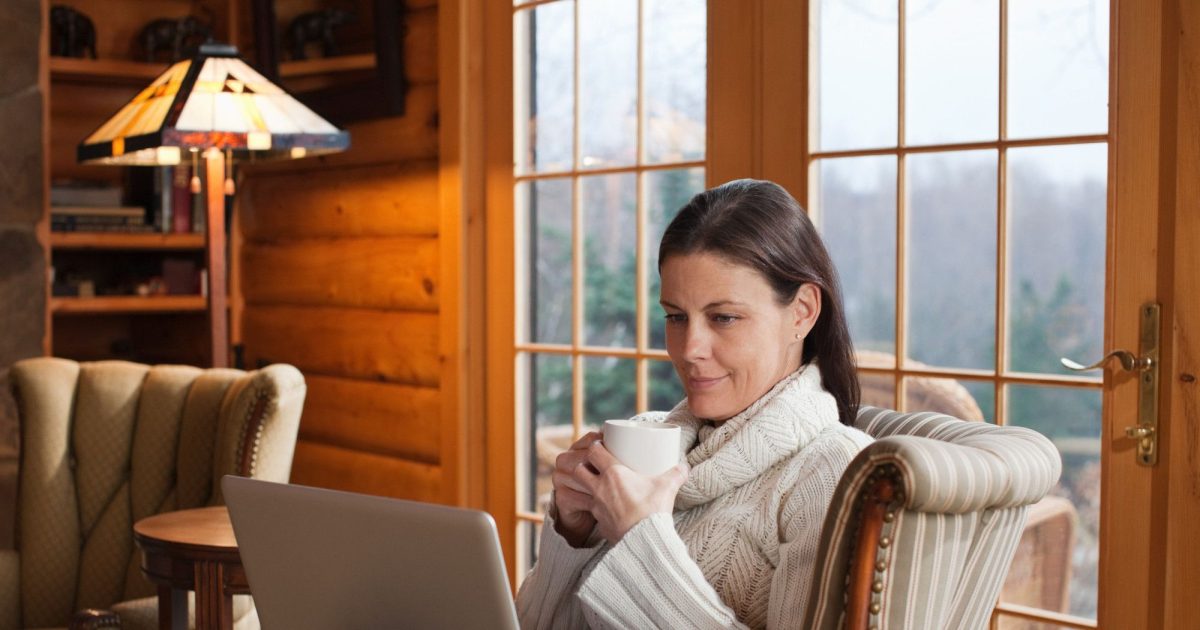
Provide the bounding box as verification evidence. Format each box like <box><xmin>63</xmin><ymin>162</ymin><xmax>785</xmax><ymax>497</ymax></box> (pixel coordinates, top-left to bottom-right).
<box><xmin>139</xmin><ymin>15</ymin><xmax>214</xmax><ymax>63</ymax></box>
<box><xmin>286</xmin><ymin>8</ymin><xmax>355</xmax><ymax>60</ymax></box>
<box><xmin>49</xmin><ymin>5</ymin><xmax>97</xmax><ymax>58</ymax></box>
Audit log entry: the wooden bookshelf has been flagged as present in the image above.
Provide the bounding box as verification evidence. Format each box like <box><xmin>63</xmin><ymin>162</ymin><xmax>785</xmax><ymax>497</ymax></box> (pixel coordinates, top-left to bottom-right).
<box><xmin>51</xmin><ymin>232</ymin><xmax>205</xmax><ymax>250</ymax></box>
<box><xmin>51</xmin><ymin>295</ymin><xmax>207</xmax><ymax>315</ymax></box>
<box><xmin>280</xmin><ymin>53</ymin><xmax>376</xmax><ymax>78</ymax></box>
<box><xmin>51</xmin><ymin>54</ymin><xmax>376</xmax><ymax>87</ymax></box>
<box><xmin>49</xmin><ymin>57</ymin><xmax>169</xmax><ymax>85</ymax></box>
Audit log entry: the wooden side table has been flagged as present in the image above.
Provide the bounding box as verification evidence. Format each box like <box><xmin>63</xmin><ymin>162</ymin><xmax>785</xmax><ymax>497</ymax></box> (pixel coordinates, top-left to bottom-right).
<box><xmin>133</xmin><ymin>506</ymin><xmax>250</xmax><ymax>630</ymax></box>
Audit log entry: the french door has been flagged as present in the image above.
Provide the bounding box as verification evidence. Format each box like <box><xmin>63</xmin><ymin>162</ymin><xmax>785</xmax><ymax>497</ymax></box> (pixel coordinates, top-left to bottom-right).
<box><xmin>705</xmin><ymin>0</ymin><xmax>1196</xmax><ymax>627</ymax></box>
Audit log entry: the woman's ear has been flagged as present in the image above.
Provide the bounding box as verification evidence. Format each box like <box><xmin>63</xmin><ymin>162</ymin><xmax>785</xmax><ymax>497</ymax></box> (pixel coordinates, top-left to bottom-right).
<box><xmin>793</xmin><ymin>283</ymin><xmax>822</xmax><ymax>339</ymax></box>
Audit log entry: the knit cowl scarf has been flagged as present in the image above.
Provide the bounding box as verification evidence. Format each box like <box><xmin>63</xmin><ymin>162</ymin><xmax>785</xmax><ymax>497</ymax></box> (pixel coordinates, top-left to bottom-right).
<box><xmin>664</xmin><ymin>361</ymin><xmax>842</xmax><ymax>511</ymax></box>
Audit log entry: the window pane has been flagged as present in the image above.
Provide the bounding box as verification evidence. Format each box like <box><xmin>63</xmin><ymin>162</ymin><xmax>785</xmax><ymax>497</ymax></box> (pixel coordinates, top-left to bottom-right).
<box><xmin>644</xmin><ymin>0</ymin><xmax>706</xmax><ymax>163</ymax></box>
<box><xmin>645</xmin><ymin>168</ymin><xmax>705</xmax><ymax>350</ymax></box>
<box><xmin>519</xmin><ymin>178</ymin><xmax>573</xmax><ymax>345</ymax></box>
<box><xmin>584</xmin><ymin>356</ymin><xmax>636</xmax><ymax>426</ymax></box>
<box><xmin>1005</xmin><ymin>384</ymin><xmax>1100</xmax><ymax>621</ymax></box>
<box><xmin>648</xmin><ymin>359</ymin><xmax>685</xmax><ymax>412</ymax></box>
<box><xmin>814</xmin><ymin>0</ymin><xmax>898</xmax><ymax>151</ymax></box>
<box><xmin>905</xmin><ymin>0</ymin><xmax>998</xmax><ymax>145</ymax></box>
<box><xmin>962</xmin><ymin>380</ymin><xmax>995</xmax><ymax>423</ymax></box>
<box><xmin>858</xmin><ymin>372</ymin><xmax>895</xmax><ymax>410</ymax></box>
<box><xmin>1008</xmin><ymin>0</ymin><xmax>1109</xmax><ymax>138</ymax></box>
<box><xmin>579</xmin><ymin>0</ymin><xmax>638</xmax><ymax>168</ymax></box>
<box><xmin>815</xmin><ymin>156</ymin><xmax>897</xmax><ymax>358</ymax></box>
<box><xmin>515</xmin><ymin>2</ymin><xmax>575</xmax><ymax>174</ymax></box>
<box><xmin>524</xmin><ymin>353</ymin><xmax>573</xmax><ymax>515</ymax></box>
<box><xmin>906</xmin><ymin>150</ymin><xmax>997</xmax><ymax>370</ymax></box>
<box><xmin>1007</xmin><ymin>144</ymin><xmax>1106</xmax><ymax>376</ymax></box>
<box><xmin>582</xmin><ymin>174</ymin><xmax>636</xmax><ymax>347</ymax></box>
<box><xmin>903</xmin><ymin>376</ymin><xmax>988</xmax><ymax>422</ymax></box>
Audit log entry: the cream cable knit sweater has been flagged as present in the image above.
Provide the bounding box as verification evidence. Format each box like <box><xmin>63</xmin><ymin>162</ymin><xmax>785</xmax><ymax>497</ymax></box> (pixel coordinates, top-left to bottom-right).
<box><xmin>516</xmin><ymin>362</ymin><xmax>872</xmax><ymax>629</ymax></box>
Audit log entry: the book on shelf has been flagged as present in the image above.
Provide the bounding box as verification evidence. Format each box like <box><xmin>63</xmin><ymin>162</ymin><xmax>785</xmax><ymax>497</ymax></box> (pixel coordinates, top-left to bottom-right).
<box><xmin>51</xmin><ymin>205</ymin><xmax>144</xmax><ymax>218</ymax></box>
<box><xmin>50</xmin><ymin>181</ymin><xmax>123</xmax><ymax>207</ymax></box>
<box><xmin>191</xmin><ymin>164</ymin><xmax>206</xmax><ymax>234</ymax></box>
<box><xmin>156</xmin><ymin>166</ymin><xmax>173</xmax><ymax>233</ymax></box>
<box><xmin>51</xmin><ymin>205</ymin><xmax>150</xmax><ymax>232</ymax></box>
<box><xmin>51</xmin><ymin>222</ymin><xmax>158</xmax><ymax>233</ymax></box>
<box><xmin>171</xmin><ymin>164</ymin><xmax>193</xmax><ymax>233</ymax></box>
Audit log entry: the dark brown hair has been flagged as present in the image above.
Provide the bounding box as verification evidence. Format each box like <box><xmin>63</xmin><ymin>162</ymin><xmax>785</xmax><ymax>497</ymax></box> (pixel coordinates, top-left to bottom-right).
<box><xmin>658</xmin><ymin>178</ymin><xmax>860</xmax><ymax>425</ymax></box>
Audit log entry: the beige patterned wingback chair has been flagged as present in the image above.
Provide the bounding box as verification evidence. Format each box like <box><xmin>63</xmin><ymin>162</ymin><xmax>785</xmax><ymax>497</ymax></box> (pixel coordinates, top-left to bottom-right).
<box><xmin>0</xmin><ymin>358</ymin><xmax>306</xmax><ymax>630</ymax></box>
<box><xmin>803</xmin><ymin>407</ymin><xmax>1062</xmax><ymax>630</ymax></box>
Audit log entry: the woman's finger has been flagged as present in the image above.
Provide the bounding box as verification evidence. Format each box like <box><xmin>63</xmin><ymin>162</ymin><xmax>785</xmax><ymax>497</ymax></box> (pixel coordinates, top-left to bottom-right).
<box><xmin>585</xmin><ymin>441</ymin><xmax>621</xmax><ymax>473</ymax></box>
<box><xmin>554</xmin><ymin>485</ymin><xmax>593</xmax><ymax>511</ymax></box>
<box><xmin>552</xmin><ymin>468</ymin><xmax>591</xmax><ymax>495</ymax></box>
<box><xmin>572</xmin><ymin>459</ymin><xmax>600</xmax><ymax>494</ymax></box>
<box><xmin>568</xmin><ymin>431</ymin><xmax>603</xmax><ymax>451</ymax></box>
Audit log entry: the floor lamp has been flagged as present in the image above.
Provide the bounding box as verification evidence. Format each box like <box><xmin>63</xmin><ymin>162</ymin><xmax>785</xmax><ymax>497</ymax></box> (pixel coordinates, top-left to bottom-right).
<box><xmin>77</xmin><ymin>42</ymin><xmax>349</xmax><ymax>367</ymax></box>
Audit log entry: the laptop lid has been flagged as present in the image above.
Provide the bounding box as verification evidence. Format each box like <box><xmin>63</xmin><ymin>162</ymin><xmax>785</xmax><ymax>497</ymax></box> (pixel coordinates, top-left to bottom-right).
<box><xmin>222</xmin><ymin>475</ymin><xmax>520</xmax><ymax>630</ymax></box>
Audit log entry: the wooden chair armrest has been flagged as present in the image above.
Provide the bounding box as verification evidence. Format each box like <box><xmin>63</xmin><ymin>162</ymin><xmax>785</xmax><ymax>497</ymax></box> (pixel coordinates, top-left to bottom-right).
<box><xmin>846</xmin><ymin>470</ymin><xmax>901</xmax><ymax>630</ymax></box>
<box><xmin>69</xmin><ymin>608</ymin><xmax>122</xmax><ymax>629</ymax></box>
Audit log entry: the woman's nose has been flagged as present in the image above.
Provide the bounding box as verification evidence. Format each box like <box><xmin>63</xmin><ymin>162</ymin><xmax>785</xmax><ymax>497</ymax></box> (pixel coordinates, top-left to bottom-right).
<box><xmin>683</xmin><ymin>323</ymin><xmax>711</xmax><ymax>361</ymax></box>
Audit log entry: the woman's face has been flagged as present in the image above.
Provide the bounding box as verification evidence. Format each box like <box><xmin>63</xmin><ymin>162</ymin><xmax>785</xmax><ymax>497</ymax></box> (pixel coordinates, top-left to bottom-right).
<box><xmin>660</xmin><ymin>252</ymin><xmax>820</xmax><ymax>422</ymax></box>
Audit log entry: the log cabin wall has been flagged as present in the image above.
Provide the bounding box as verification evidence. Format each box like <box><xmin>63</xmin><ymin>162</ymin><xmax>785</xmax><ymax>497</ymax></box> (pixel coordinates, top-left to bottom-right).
<box><xmin>236</xmin><ymin>0</ymin><xmax>451</xmax><ymax>503</ymax></box>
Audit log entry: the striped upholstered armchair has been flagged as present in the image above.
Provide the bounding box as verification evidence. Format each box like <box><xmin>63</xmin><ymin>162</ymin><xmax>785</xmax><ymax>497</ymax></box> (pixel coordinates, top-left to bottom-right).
<box><xmin>0</xmin><ymin>358</ymin><xmax>306</xmax><ymax>630</ymax></box>
<box><xmin>803</xmin><ymin>406</ymin><xmax>1062</xmax><ymax>629</ymax></box>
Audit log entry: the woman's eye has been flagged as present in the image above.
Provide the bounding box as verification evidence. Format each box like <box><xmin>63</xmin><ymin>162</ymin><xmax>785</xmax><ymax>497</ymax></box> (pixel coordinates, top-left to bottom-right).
<box><xmin>712</xmin><ymin>314</ymin><xmax>738</xmax><ymax>325</ymax></box>
<box><xmin>664</xmin><ymin>313</ymin><xmax>686</xmax><ymax>324</ymax></box>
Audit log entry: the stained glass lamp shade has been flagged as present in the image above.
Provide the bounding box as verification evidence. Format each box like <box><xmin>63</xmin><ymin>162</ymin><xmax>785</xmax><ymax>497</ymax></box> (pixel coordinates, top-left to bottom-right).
<box><xmin>77</xmin><ymin>42</ymin><xmax>349</xmax><ymax>165</ymax></box>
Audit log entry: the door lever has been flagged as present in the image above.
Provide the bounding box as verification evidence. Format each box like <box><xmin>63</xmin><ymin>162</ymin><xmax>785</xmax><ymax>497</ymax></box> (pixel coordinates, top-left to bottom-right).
<box><xmin>1061</xmin><ymin>303</ymin><xmax>1160</xmax><ymax>466</ymax></box>
<box><xmin>1060</xmin><ymin>350</ymin><xmax>1153</xmax><ymax>373</ymax></box>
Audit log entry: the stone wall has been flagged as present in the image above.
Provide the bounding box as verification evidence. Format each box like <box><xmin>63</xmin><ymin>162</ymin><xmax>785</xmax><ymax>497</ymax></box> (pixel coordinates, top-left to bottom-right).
<box><xmin>0</xmin><ymin>0</ymin><xmax>46</xmax><ymax>549</ymax></box>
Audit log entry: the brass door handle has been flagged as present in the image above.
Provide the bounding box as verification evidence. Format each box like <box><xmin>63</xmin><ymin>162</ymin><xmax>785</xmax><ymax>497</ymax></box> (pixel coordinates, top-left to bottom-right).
<box><xmin>1060</xmin><ymin>303</ymin><xmax>1161</xmax><ymax>467</ymax></box>
<box><xmin>1060</xmin><ymin>350</ymin><xmax>1153</xmax><ymax>373</ymax></box>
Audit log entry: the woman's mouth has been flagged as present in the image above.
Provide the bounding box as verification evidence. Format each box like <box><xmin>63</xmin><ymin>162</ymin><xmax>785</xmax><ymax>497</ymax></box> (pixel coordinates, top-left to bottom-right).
<box><xmin>688</xmin><ymin>375</ymin><xmax>727</xmax><ymax>390</ymax></box>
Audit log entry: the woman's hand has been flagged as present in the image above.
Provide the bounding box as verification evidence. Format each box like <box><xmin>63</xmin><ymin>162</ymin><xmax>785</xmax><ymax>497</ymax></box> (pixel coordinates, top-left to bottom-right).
<box><xmin>551</xmin><ymin>431</ymin><xmax>603</xmax><ymax>547</ymax></box>
<box><xmin>573</xmin><ymin>441</ymin><xmax>689</xmax><ymax>545</ymax></box>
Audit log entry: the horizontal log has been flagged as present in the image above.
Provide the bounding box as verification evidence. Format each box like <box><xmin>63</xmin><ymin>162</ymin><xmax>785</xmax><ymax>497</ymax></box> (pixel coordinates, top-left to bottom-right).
<box><xmin>241</xmin><ymin>305</ymin><xmax>440</xmax><ymax>386</ymax></box>
<box><xmin>240</xmin><ymin>81</ymin><xmax>438</xmax><ymax>175</ymax></box>
<box><xmin>300</xmin><ymin>374</ymin><xmax>441</xmax><ymax>464</ymax></box>
<box><xmin>239</xmin><ymin>160</ymin><xmax>440</xmax><ymax>239</ymax></box>
<box><xmin>241</xmin><ymin>236</ymin><xmax>438</xmax><ymax>311</ymax></box>
<box><xmin>290</xmin><ymin>440</ymin><xmax>444</xmax><ymax>504</ymax></box>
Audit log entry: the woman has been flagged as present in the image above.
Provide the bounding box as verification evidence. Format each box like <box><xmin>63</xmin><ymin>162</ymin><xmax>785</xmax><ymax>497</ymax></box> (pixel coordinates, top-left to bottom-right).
<box><xmin>516</xmin><ymin>179</ymin><xmax>872</xmax><ymax>629</ymax></box>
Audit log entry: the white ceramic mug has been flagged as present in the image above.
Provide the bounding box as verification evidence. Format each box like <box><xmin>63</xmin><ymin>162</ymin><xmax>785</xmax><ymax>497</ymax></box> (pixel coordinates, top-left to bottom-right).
<box><xmin>602</xmin><ymin>420</ymin><xmax>681</xmax><ymax>476</ymax></box>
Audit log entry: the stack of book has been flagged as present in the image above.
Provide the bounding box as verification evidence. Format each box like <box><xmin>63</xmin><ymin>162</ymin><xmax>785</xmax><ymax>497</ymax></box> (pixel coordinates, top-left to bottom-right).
<box><xmin>51</xmin><ymin>205</ymin><xmax>155</xmax><ymax>233</ymax></box>
<box><xmin>50</xmin><ymin>181</ymin><xmax>154</xmax><ymax>233</ymax></box>
<box><xmin>51</xmin><ymin>167</ymin><xmax>205</xmax><ymax>234</ymax></box>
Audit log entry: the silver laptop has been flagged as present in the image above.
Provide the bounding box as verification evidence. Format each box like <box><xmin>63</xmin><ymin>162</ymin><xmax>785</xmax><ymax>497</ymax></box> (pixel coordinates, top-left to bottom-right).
<box><xmin>222</xmin><ymin>475</ymin><xmax>520</xmax><ymax>630</ymax></box>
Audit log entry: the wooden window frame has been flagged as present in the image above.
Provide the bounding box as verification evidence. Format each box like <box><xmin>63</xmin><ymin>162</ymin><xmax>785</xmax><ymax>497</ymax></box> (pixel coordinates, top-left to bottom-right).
<box><xmin>462</xmin><ymin>5</ymin><xmax>1199</xmax><ymax>628</ymax></box>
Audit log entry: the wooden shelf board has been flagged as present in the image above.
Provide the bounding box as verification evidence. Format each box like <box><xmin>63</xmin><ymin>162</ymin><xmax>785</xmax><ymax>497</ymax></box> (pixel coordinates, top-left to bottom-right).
<box><xmin>50</xmin><ymin>57</ymin><xmax>170</xmax><ymax>85</ymax></box>
<box><xmin>52</xmin><ymin>295</ymin><xmax>207</xmax><ymax>314</ymax></box>
<box><xmin>279</xmin><ymin>54</ymin><xmax>376</xmax><ymax>78</ymax></box>
<box><xmin>51</xmin><ymin>232</ymin><xmax>206</xmax><ymax>251</ymax></box>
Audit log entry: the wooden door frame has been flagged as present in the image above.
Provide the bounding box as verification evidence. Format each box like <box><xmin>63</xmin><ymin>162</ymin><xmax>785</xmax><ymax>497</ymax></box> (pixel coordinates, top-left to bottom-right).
<box><xmin>1104</xmin><ymin>0</ymin><xmax>1199</xmax><ymax>627</ymax></box>
<box><xmin>442</xmin><ymin>0</ymin><xmax>518</xmax><ymax>577</ymax></box>
<box><xmin>1154</xmin><ymin>1</ymin><xmax>1199</xmax><ymax>627</ymax></box>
